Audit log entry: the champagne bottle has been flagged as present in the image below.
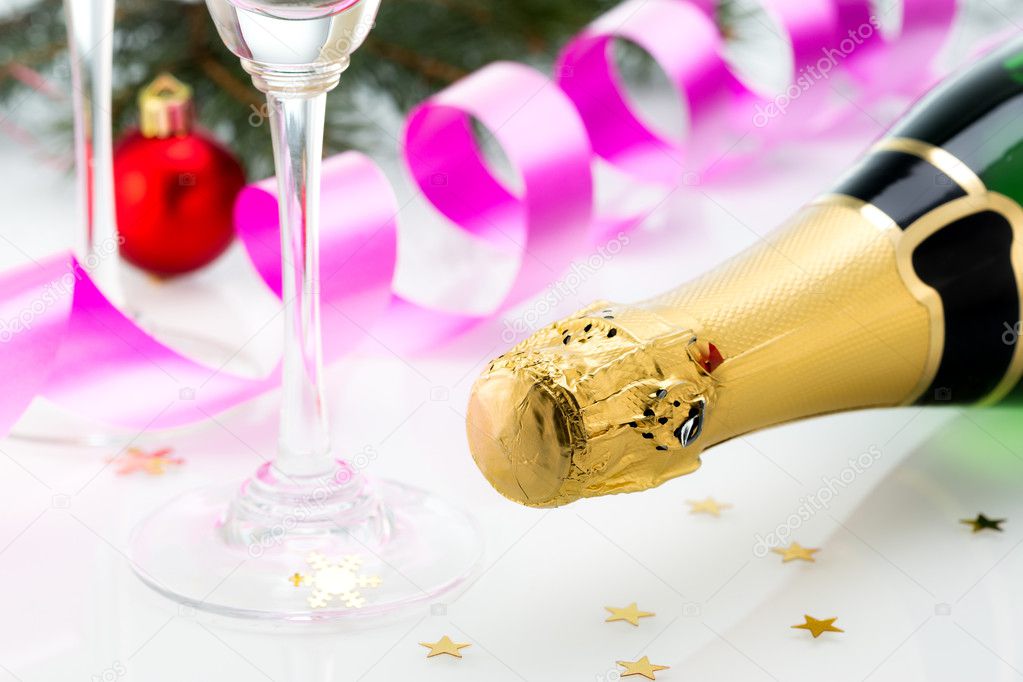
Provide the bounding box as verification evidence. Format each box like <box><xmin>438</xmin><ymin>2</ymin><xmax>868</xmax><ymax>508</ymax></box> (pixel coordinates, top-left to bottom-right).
<box><xmin>465</xmin><ymin>38</ymin><xmax>1023</xmax><ymax>508</ymax></box>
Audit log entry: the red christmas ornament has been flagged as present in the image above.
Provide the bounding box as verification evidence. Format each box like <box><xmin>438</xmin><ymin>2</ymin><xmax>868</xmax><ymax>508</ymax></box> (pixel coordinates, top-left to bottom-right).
<box><xmin>114</xmin><ymin>73</ymin><xmax>245</xmax><ymax>276</ymax></box>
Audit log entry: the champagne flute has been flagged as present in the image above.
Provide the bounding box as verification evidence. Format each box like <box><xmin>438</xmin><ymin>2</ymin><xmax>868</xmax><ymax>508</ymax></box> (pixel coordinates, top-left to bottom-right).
<box><xmin>129</xmin><ymin>0</ymin><xmax>482</xmax><ymax>620</ymax></box>
<box><xmin>63</xmin><ymin>0</ymin><xmax>123</xmax><ymax>304</ymax></box>
<box><xmin>16</xmin><ymin>0</ymin><xmax>260</xmax><ymax>447</ymax></box>
<box><xmin>14</xmin><ymin>0</ymin><xmax>130</xmax><ymax>447</ymax></box>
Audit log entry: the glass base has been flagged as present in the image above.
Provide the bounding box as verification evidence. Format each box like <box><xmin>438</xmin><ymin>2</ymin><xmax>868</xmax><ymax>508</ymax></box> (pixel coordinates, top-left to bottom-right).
<box><xmin>129</xmin><ymin>475</ymin><xmax>483</xmax><ymax>623</ymax></box>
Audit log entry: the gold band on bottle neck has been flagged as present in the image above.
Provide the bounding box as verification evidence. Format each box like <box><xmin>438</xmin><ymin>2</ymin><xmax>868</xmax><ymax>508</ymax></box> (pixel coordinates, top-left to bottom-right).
<box><xmin>871</xmin><ymin>137</ymin><xmax>986</xmax><ymax>196</ymax></box>
<box><xmin>838</xmin><ymin>138</ymin><xmax>1023</xmax><ymax>405</ymax></box>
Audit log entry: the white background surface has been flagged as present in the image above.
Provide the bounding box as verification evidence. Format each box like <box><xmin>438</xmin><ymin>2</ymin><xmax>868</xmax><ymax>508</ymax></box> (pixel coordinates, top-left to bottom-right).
<box><xmin>3</xmin><ymin>3</ymin><xmax>1023</xmax><ymax>681</ymax></box>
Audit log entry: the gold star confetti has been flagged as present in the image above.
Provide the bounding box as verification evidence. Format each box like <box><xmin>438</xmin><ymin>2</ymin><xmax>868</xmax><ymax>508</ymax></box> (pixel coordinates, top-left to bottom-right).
<box><xmin>772</xmin><ymin>542</ymin><xmax>820</xmax><ymax>563</ymax></box>
<box><xmin>288</xmin><ymin>573</ymin><xmax>305</xmax><ymax>587</ymax></box>
<box><xmin>960</xmin><ymin>513</ymin><xmax>1006</xmax><ymax>533</ymax></box>
<box><xmin>420</xmin><ymin>635</ymin><xmax>471</xmax><ymax>658</ymax></box>
<box><xmin>110</xmin><ymin>447</ymin><xmax>183</xmax><ymax>475</ymax></box>
<box><xmin>297</xmin><ymin>552</ymin><xmax>382</xmax><ymax>609</ymax></box>
<box><xmin>791</xmin><ymin>615</ymin><xmax>843</xmax><ymax>638</ymax></box>
<box><xmin>686</xmin><ymin>497</ymin><xmax>731</xmax><ymax>516</ymax></box>
<box><xmin>617</xmin><ymin>656</ymin><xmax>670</xmax><ymax>679</ymax></box>
<box><xmin>605</xmin><ymin>602</ymin><xmax>655</xmax><ymax>626</ymax></box>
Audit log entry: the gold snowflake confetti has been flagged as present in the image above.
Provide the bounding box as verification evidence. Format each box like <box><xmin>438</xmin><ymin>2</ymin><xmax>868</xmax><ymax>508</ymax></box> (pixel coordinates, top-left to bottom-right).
<box><xmin>298</xmin><ymin>552</ymin><xmax>382</xmax><ymax>609</ymax></box>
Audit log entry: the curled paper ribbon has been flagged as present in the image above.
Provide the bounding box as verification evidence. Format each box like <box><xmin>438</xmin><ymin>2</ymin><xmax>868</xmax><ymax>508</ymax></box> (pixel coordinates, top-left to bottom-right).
<box><xmin>1</xmin><ymin>0</ymin><xmax>958</xmax><ymax>434</ymax></box>
<box><xmin>555</xmin><ymin>0</ymin><xmax>955</xmax><ymax>181</ymax></box>
<box><xmin>0</xmin><ymin>257</ymin><xmax>73</xmax><ymax>435</ymax></box>
<box><xmin>556</xmin><ymin>0</ymin><xmax>745</xmax><ymax>182</ymax></box>
<box><xmin>404</xmin><ymin>61</ymin><xmax>593</xmax><ymax>310</ymax></box>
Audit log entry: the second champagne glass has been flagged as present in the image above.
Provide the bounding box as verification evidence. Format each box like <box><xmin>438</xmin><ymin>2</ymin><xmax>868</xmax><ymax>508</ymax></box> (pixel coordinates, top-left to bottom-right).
<box><xmin>129</xmin><ymin>0</ymin><xmax>482</xmax><ymax>620</ymax></box>
<box><xmin>17</xmin><ymin>0</ymin><xmax>263</xmax><ymax>447</ymax></box>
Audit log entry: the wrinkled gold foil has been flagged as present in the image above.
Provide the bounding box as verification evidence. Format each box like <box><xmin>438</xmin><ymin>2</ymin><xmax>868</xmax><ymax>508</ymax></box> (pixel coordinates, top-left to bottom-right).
<box><xmin>467</xmin><ymin>303</ymin><xmax>716</xmax><ymax>507</ymax></box>
<box><xmin>466</xmin><ymin>195</ymin><xmax>937</xmax><ymax>507</ymax></box>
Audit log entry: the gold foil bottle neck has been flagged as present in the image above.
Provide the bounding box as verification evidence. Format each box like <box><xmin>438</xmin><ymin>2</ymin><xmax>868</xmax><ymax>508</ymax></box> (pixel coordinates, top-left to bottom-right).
<box><xmin>467</xmin><ymin>195</ymin><xmax>940</xmax><ymax>508</ymax></box>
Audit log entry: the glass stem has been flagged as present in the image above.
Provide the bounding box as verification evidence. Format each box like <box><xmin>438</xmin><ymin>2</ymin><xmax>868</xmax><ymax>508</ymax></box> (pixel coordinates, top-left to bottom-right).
<box><xmin>63</xmin><ymin>0</ymin><xmax>124</xmax><ymax>304</ymax></box>
<box><xmin>266</xmin><ymin>90</ymin><xmax>334</xmax><ymax>479</ymax></box>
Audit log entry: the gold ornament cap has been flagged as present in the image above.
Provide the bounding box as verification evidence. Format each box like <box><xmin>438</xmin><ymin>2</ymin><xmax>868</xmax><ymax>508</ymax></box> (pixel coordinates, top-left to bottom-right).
<box><xmin>138</xmin><ymin>73</ymin><xmax>194</xmax><ymax>138</ymax></box>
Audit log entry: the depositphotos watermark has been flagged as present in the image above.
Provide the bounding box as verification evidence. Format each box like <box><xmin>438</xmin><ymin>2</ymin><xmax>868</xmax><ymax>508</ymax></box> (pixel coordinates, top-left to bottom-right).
<box><xmin>751</xmin><ymin>444</ymin><xmax>882</xmax><ymax>557</ymax></box>
<box><xmin>500</xmin><ymin>232</ymin><xmax>631</xmax><ymax>344</ymax></box>
<box><xmin>752</xmin><ymin>17</ymin><xmax>881</xmax><ymax>128</ymax></box>
<box><xmin>594</xmin><ymin>667</ymin><xmax>624</xmax><ymax>682</ymax></box>
<box><xmin>91</xmin><ymin>660</ymin><xmax>126</xmax><ymax>682</ymax></box>
<box><xmin>0</xmin><ymin>236</ymin><xmax>122</xmax><ymax>344</ymax></box>
<box><xmin>1002</xmin><ymin>321</ymin><xmax>1022</xmax><ymax>345</ymax></box>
